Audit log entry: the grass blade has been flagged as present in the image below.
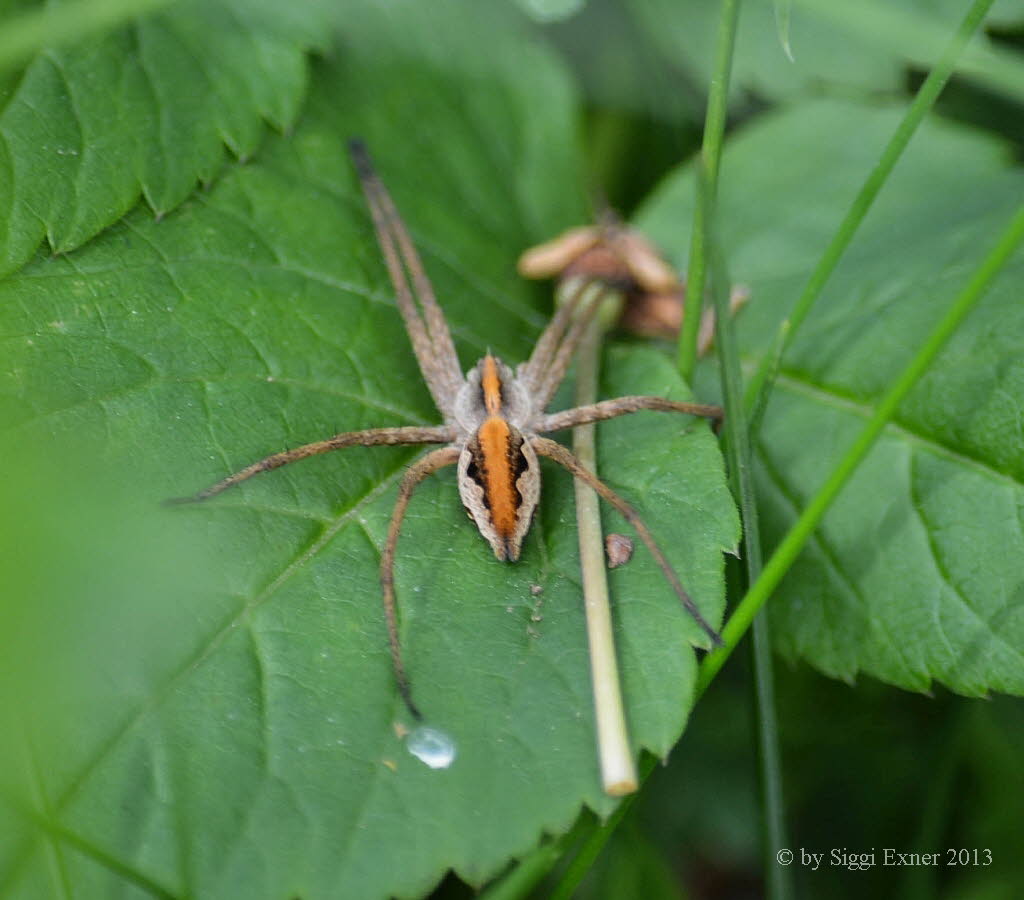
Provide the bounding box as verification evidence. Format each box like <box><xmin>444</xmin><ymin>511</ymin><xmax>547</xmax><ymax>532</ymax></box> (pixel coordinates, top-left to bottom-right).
<box><xmin>706</xmin><ymin>189</ymin><xmax>791</xmax><ymax>900</ymax></box>
<box><xmin>677</xmin><ymin>0</ymin><xmax>742</xmax><ymax>380</ymax></box>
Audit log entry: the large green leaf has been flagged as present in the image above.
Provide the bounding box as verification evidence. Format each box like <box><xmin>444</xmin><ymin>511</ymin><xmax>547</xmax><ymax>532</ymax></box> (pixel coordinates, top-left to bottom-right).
<box><xmin>0</xmin><ymin>3</ymin><xmax>738</xmax><ymax>896</ymax></box>
<box><xmin>0</xmin><ymin>0</ymin><xmax>330</xmax><ymax>278</ymax></box>
<box><xmin>639</xmin><ymin>98</ymin><xmax>1024</xmax><ymax>697</ymax></box>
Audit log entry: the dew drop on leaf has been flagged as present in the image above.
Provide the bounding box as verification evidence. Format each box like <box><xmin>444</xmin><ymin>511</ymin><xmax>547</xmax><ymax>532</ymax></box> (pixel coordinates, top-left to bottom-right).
<box><xmin>406</xmin><ymin>726</ymin><xmax>456</xmax><ymax>770</ymax></box>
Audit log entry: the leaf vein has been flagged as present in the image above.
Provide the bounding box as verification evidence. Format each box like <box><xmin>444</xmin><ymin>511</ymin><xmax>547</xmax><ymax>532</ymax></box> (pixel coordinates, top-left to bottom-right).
<box><xmin>769</xmin><ymin>368</ymin><xmax>1022</xmax><ymax>489</ymax></box>
<box><xmin>908</xmin><ymin>449</ymin><xmax>1024</xmax><ymax>670</ymax></box>
<box><xmin>15</xmin><ymin>458</ymin><xmax>417</xmax><ymax>883</ymax></box>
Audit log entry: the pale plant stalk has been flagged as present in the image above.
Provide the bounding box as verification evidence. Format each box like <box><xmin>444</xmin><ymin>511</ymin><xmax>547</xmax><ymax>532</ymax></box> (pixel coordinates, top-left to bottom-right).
<box><xmin>565</xmin><ymin>279</ymin><xmax>635</xmax><ymax>796</ymax></box>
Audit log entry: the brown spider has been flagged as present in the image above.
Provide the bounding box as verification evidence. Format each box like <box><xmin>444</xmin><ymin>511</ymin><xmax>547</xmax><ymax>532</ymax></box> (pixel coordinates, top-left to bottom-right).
<box><xmin>170</xmin><ymin>140</ymin><xmax>724</xmax><ymax>719</ymax></box>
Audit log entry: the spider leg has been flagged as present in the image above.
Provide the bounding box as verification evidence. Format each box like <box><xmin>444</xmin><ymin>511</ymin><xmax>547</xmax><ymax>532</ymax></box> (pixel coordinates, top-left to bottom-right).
<box><xmin>517</xmin><ymin>277</ymin><xmax>592</xmax><ymax>390</ymax></box>
<box><xmin>349</xmin><ymin>141</ymin><xmax>464</xmax><ymax>417</ymax></box>
<box><xmin>532</xmin><ymin>281</ymin><xmax>611</xmax><ymax>409</ymax></box>
<box><xmin>530</xmin><ymin>436</ymin><xmax>723</xmax><ymax>647</ymax></box>
<box><xmin>166</xmin><ymin>425</ymin><xmax>455</xmax><ymax>504</ymax></box>
<box><xmin>535</xmin><ymin>397</ymin><xmax>722</xmax><ymax>434</ymax></box>
<box><xmin>380</xmin><ymin>445</ymin><xmax>461</xmax><ymax>719</ymax></box>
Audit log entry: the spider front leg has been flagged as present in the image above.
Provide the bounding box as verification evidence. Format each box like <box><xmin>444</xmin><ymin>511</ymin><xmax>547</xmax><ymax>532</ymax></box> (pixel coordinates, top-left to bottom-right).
<box><xmin>530</xmin><ymin>436</ymin><xmax>723</xmax><ymax>647</ymax></box>
<box><xmin>536</xmin><ymin>396</ymin><xmax>722</xmax><ymax>434</ymax></box>
<box><xmin>380</xmin><ymin>445</ymin><xmax>461</xmax><ymax>720</ymax></box>
<box><xmin>166</xmin><ymin>425</ymin><xmax>455</xmax><ymax>504</ymax></box>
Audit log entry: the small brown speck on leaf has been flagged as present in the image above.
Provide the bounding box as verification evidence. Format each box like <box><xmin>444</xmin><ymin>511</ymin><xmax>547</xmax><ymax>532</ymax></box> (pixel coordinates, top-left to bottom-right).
<box><xmin>605</xmin><ymin>533</ymin><xmax>635</xmax><ymax>568</ymax></box>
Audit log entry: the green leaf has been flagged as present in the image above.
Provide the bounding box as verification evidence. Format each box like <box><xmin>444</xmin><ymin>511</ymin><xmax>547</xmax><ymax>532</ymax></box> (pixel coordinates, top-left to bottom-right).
<box><xmin>0</xmin><ymin>3</ymin><xmax>739</xmax><ymax>896</ymax></box>
<box><xmin>638</xmin><ymin>98</ymin><xmax>1024</xmax><ymax>697</ymax></box>
<box><xmin>0</xmin><ymin>0</ymin><xmax>329</xmax><ymax>277</ymax></box>
<box><xmin>626</xmin><ymin>0</ymin><xmax>1024</xmax><ymax>104</ymax></box>
<box><xmin>515</xmin><ymin>0</ymin><xmax>587</xmax><ymax>25</ymax></box>
<box><xmin>774</xmin><ymin>0</ymin><xmax>795</xmax><ymax>64</ymax></box>
<box><xmin>628</xmin><ymin>0</ymin><xmax>897</xmax><ymax>100</ymax></box>
<box><xmin>573</xmin><ymin>819</ymin><xmax>683</xmax><ymax>900</ymax></box>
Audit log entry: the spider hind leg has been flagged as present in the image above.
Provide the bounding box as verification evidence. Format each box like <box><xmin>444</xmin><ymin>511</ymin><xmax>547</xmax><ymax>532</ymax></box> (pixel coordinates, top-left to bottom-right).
<box><xmin>531</xmin><ymin>436</ymin><xmax>723</xmax><ymax>647</ymax></box>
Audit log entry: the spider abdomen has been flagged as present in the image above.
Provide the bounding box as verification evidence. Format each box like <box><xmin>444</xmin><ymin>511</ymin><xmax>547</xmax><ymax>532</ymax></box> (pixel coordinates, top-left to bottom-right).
<box><xmin>458</xmin><ymin>419</ymin><xmax>540</xmax><ymax>562</ymax></box>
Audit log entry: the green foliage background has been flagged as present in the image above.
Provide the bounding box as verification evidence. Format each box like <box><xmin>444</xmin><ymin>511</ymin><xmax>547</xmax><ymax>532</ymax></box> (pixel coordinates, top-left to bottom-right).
<box><xmin>0</xmin><ymin>0</ymin><xmax>1022</xmax><ymax>898</ymax></box>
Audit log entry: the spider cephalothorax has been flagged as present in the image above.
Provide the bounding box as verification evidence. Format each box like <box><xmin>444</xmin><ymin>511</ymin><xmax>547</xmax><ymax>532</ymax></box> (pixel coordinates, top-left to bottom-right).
<box><xmin>171</xmin><ymin>140</ymin><xmax>724</xmax><ymax>719</ymax></box>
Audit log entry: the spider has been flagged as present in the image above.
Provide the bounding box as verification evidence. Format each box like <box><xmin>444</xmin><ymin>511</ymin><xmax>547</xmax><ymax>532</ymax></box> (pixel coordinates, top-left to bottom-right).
<box><xmin>170</xmin><ymin>140</ymin><xmax>724</xmax><ymax>720</ymax></box>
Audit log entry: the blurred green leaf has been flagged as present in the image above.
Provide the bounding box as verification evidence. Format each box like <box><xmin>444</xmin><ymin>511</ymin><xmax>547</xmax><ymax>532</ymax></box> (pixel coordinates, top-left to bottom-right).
<box><xmin>574</xmin><ymin>818</ymin><xmax>684</xmax><ymax>900</ymax></box>
<box><xmin>775</xmin><ymin>0</ymin><xmax>795</xmax><ymax>63</ymax></box>
<box><xmin>515</xmin><ymin>0</ymin><xmax>587</xmax><ymax>25</ymax></box>
<box><xmin>0</xmin><ymin>0</ymin><xmax>331</xmax><ymax>277</ymax></box>
<box><xmin>0</xmin><ymin>3</ymin><xmax>738</xmax><ymax>896</ymax></box>
<box><xmin>639</xmin><ymin>98</ymin><xmax>1024</xmax><ymax>697</ymax></box>
<box><xmin>627</xmin><ymin>0</ymin><xmax>1024</xmax><ymax>104</ymax></box>
<box><xmin>628</xmin><ymin>0</ymin><xmax>900</xmax><ymax>100</ymax></box>
<box><xmin>539</xmin><ymin>0</ymin><xmax>707</xmax><ymax>212</ymax></box>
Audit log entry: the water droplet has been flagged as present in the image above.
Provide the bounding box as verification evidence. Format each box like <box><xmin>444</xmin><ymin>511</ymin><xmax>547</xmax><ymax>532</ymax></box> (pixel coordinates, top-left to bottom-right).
<box><xmin>406</xmin><ymin>726</ymin><xmax>456</xmax><ymax>770</ymax></box>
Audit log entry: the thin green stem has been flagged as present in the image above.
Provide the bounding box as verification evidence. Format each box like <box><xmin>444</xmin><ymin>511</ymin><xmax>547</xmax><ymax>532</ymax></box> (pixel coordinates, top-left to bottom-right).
<box><xmin>0</xmin><ymin>0</ymin><xmax>175</xmax><ymax>71</ymax></box>
<box><xmin>743</xmin><ymin>0</ymin><xmax>998</xmax><ymax>416</ymax></box>
<box><xmin>901</xmin><ymin>703</ymin><xmax>966</xmax><ymax>900</ymax></box>
<box><xmin>707</xmin><ymin>194</ymin><xmax>790</xmax><ymax>900</ymax></box>
<box><xmin>677</xmin><ymin>0</ymin><xmax>742</xmax><ymax>380</ymax></box>
<box><xmin>751</xmin><ymin>614</ymin><xmax>787</xmax><ymax>897</ymax></box>
<box><xmin>700</xmin><ymin>201</ymin><xmax>1024</xmax><ymax>695</ymax></box>
<box><xmin>548</xmin><ymin>756</ymin><xmax>656</xmax><ymax>900</ymax></box>
<box><xmin>478</xmin><ymin>840</ymin><xmax>567</xmax><ymax>900</ymax></box>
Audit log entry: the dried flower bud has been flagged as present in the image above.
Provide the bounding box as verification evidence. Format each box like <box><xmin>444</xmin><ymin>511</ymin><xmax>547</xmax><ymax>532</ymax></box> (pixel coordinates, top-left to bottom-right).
<box><xmin>517</xmin><ymin>227</ymin><xmax>601</xmax><ymax>279</ymax></box>
<box><xmin>518</xmin><ymin>222</ymin><xmax>679</xmax><ymax>294</ymax></box>
<box><xmin>519</xmin><ymin>221</ymin><xmax>750</xmax><ymax>355</ymax></box>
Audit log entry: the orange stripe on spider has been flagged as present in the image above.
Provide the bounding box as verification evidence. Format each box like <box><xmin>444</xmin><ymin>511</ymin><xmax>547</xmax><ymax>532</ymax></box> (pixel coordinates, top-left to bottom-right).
<box><xmin>477</xmin><ymin>416</ymin><xmax>518</xmax><ymax>539</ymax></box>
<box><xmin>481</xmin><ymin>354</ymin><xmax>503</xmax><ymax>416</ymax></box>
